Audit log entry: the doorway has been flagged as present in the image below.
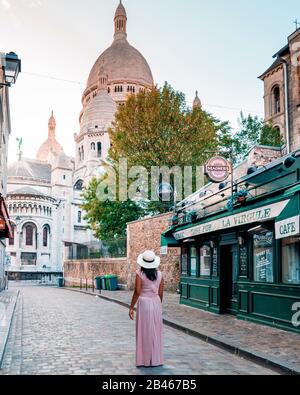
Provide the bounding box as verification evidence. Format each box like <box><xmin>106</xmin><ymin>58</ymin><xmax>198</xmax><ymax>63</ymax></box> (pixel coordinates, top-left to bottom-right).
<box><xmin>220</xmin><ymin>244</ymin><xmax>239</xmax><ymax>314</ymax></box>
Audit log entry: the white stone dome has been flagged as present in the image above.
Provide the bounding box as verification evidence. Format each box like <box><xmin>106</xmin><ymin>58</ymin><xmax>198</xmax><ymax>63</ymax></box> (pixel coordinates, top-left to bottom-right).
<box><xmin>80</xmin><ymin>91</ymin><xmax>117</xmax><ymax>132</ymax></box>
<box><xmin>87</xmin><ymin>39</ymin><xmax>153</xmax><ymax>89</ymax></box>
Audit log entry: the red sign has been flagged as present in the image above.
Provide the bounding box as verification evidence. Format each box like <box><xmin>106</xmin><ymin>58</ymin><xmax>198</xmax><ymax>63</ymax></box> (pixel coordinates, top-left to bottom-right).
<box><xmin>205</xmin><ymin>156</ymin><xmax>230</xmax><ymax>183</ymax></box>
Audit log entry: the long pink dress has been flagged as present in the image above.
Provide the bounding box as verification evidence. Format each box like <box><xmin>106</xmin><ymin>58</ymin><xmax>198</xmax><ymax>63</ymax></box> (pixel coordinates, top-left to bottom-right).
<box><xmin>136</xmin><ymin>269</ymin><xmax>164</xmax><ymax>367</ymax></box>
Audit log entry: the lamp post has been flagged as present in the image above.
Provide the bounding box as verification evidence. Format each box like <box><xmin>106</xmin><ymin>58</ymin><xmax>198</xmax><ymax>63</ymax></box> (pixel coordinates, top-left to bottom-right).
<box><xmin>0</xmin><ymin>52</ymin><xmax>21</xmax><ymax>87</ymax></box>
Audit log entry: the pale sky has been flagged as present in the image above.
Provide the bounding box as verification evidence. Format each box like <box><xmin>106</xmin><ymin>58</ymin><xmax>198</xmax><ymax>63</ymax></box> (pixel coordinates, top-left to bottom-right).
<box><xmin>1</xmin><ymin>0</ymin><xmax>299</xmax><ymax>163</ymax></box>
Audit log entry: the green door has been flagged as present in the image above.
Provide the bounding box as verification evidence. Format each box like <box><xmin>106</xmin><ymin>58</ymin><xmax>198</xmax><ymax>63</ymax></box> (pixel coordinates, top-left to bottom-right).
<box><xmin>220</xmin><ymin>244</ymin><xmax>239</xmax><ymax>314</ymax></box>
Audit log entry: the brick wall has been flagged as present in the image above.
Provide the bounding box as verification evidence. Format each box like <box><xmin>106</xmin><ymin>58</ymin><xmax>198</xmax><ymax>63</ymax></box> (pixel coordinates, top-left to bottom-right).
<box><xmin>127</xmin><ymin>213</ymin><xmax>180</xmax><ymax>292</ymax></box>
<box><xmin>64</xmin><ymin>213</ymin><xmax>181</xmax><ymax>292</ymax></box>
<box><xmin>64</xmin><ymin>258</ymin><xmax>128</xmax><ymax>287</ymax></box>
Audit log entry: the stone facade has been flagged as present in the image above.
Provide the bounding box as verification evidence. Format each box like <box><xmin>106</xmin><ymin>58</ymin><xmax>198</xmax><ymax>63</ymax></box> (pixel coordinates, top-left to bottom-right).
<box><xmin>63</xmin><ymin>213</ymin><xmax>181</xmax><ymax>292</ymax></box>
<box><xmin>259</xmin><ymin>27</ymin><xmax>300</xmax><ymax>152</ymax></box>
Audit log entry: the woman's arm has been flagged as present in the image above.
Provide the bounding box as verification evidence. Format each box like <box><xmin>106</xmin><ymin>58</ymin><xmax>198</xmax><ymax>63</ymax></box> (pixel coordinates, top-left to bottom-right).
<box><xmin>159</xmin><ymin>277</ymin><xmax>165</xmax><ymax>303</ymax></box>
<box><xmin>129</xmin><ymin>274</ymin><xmax>142</xmax><ymax>320</ymax></box>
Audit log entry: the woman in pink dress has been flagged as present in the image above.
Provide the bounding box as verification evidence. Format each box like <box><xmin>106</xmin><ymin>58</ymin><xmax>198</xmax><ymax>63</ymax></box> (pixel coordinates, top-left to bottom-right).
<box><xmin>129</xmin><ymin>250</ymin><xmax>164</xmax><ymax>367</ymax></box>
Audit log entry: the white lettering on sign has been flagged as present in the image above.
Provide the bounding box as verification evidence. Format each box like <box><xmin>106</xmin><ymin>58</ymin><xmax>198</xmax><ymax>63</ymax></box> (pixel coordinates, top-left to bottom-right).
<box><xmin>275</xmin><ymin>216</ymin><xmax>300</xmax><ymax>240</ymax></box>
<box><xmin>174</xmin><ymin>200</ymin><xmax>290</xmax><ymax>240</ymax></box>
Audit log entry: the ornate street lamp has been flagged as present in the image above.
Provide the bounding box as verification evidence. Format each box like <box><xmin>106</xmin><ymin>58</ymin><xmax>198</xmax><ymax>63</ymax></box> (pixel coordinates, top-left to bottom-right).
<box><xmin>0</xmin><ymin>52</ymin><xmax>21</xmax><ymax>87</ymax></box>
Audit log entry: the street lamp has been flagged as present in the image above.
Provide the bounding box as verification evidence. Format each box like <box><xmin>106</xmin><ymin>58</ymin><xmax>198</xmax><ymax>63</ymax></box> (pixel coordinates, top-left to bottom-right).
<box><xmin>0</xmin><ymin>52</ymin><xmax>21</xmax><ymax>87</ymax></box>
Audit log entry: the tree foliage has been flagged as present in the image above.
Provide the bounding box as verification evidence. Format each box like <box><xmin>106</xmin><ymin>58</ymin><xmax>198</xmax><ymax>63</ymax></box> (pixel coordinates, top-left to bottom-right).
<box><xmin>218</xmin><ymin>113</ymin><xmax>284</xmax><ymax>165</ymax></box>
<box><xmin>81</xmin><ymin>177</ymin><xmax>145</xmax><ymax>241</ymax></box>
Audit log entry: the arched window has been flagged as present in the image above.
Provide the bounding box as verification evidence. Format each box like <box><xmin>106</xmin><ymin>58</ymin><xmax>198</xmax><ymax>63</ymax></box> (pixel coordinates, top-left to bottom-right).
<box><xmin>91</xmin><ymin>142</ymin><xmax>96</xmax><ymax>150</ymax></box>
<box><xmin>108</xmin><ymin>87</ymin><xmax>110</xmax><ymax>94</ymax></box>
<box><xmin>272</xmin><ymin>86</ymin><xmax>281</xmax><ymax>115</ymax></box>
<box><xmin>74</xmin><ymin>180</ymin><xmax>84</xmax><ymax>191</ymax></box>
<box><xmin>25</xmin><ymin>225</ymin><xmax>34</xmax><ymax>246</ymax></box>
<box><xmin>9</xmin><ymin>226</ymin><xmax>15</xmax><ymax>246</ymax></box>
<box><xmin>43</xmin><ymin>226</ymin><xmax>50</xmax><ymax>247</ymax></box>
<box><xmin>97</xmin><ymin>142</ymin><xmax>102</xmax><ymax>158</ymax></box>
<box><xmin>78</xmin><ymin>211</ymin><xmax>82</xmax><ymax>224</ymax></box>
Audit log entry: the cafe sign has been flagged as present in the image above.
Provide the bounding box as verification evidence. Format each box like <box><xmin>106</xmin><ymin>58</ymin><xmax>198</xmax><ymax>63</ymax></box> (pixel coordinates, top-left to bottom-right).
<box><xmin>275</xmin><ymin>215</ymin><xmax>300</xmax><ymax>240</ymax></box>
<box><xmin>205</xmin><ymin>156</ymin><xmax>230</xmax><ymax>183</ymax></box>
<box><xmin>174</xmin><ymin>200</ymin><xmax>290</xmax><ymax>240</ymax></box>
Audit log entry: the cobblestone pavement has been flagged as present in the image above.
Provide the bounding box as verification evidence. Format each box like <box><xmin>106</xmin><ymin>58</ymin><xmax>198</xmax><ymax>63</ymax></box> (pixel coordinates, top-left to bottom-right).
<box><xmin>0</xmin><ymin>285</ymin><xmax>277</xmax><ymax>375</ymax></box>
<box><xmin>94</xmin><ymin>289</ymin><xmax>300</xmax><ymax>373</ymax></box>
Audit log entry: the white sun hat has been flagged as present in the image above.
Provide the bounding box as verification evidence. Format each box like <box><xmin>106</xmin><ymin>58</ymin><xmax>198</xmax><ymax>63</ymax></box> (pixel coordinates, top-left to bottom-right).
<box><xmin>137</xmin><ymin>250</ymin><xmax>161</xmax><ymax>269</ymax></box>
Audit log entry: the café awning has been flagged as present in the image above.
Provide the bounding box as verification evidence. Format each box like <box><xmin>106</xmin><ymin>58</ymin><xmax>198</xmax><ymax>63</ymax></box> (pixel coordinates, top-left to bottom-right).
<box><xmin>0</xmin><ymin>195</ymin><xmax>13</xmax><ymax>239</ymax></box>
<box><xmin>275</xmin><ymin>190</ymin><xmax>300</xmax><ymax>239</ymax></box>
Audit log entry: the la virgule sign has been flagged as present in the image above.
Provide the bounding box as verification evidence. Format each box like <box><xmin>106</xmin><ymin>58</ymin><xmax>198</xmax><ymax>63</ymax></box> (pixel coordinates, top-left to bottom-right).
<box><xmin>174</xmin><ymin>200</ymin><xmax>290</xmax><ymax>240</ymax></box>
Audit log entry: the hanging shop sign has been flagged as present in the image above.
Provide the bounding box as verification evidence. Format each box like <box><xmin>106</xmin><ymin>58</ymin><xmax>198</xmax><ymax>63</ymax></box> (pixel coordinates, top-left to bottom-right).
<box><xmin>204</xmin><ymin>156</ymin><xmax>230</xmax><ymax>183</ymax></box>
<box><xmin>174</xmin><ymin>200</ymin><xmax>290</xmax><ymax>240</ymax></box>
<box><xmin>275</xmin><ymin>215</ymin><xmax>300</xmax><ymax>240</ymax></box>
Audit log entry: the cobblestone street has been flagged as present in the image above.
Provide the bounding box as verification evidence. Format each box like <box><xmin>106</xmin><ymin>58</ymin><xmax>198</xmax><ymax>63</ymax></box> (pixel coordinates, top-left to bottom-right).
<box><xmin>0</xmin><ymin>285</ymin><xmax>278</xmax><ymax>375</ymax></box>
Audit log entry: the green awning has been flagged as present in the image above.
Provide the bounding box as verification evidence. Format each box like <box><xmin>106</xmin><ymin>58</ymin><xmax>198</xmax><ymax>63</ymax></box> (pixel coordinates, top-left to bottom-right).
<box><xmin>275</xmin><ymin>193</ymin><xmax>300</xmax><ymax>239</ymax></box>
<box><xmin>161</xmin><ymin>233</ymin><xmax>179</xmax><ymax>248</ymax></box>
<box><xmin>166</xmin><ymin>183</ymin><xmax>300</xmax><ymax>242</ymax></box>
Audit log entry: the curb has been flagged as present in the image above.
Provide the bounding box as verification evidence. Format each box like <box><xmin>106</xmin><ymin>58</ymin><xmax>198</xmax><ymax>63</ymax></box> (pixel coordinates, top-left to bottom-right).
<box><xmin>61</xmin><ymin>287</ymin><xmax>299</xmax><ymax>376</ymax></box>
<box><xmin>0</xmin><ymin>290</ymin><xmax>19</xmax><ymax>369</ymax></box>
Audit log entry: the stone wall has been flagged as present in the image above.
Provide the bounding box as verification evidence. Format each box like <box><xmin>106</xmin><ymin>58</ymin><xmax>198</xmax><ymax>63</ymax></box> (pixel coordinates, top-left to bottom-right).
<box><xmin>64</xmin><ymin>258</ymin><xmax>128</xmax><ymax>288</ymax></box>
<box><xmin>64</xmin><ymin>213</ymin><xmax>181</xmax><ymax>292</ymax></box>
<box><xmin>127</xmin><ymin>213</ymin><xmax>181</xmax><ymax>292</ymax></box>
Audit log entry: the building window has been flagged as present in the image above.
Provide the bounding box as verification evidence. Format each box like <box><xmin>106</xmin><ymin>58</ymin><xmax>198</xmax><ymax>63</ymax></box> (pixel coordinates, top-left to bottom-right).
<box><xmin>63</xmin><ymin>175</ymin><xmax>66</xmax><ymax>180</ymax></box>
<box><xmin>272</xmin><ymin>86</ymin><xmax>281</xmax><ymax>115</ymax></box>
<box><xmin>25</xmin><ymin>225</ymin><xmax>34</xmax><ymax>246</ymax></box>
<box><xmin>253</xmin><ymin>231</ymin><xmax>274</xmax><ymax>283</ymax></box>
<box><xmin>9</xmin><ymin>226</ymin><xmax>15</xmax><ymax>246</ymax></box>
<box><xmin>200</xmin><ymin>245</ymin><xmax>211</xmax><ymax>276</ymax></box>
<box><xmin>190</xmin><ymin>246</ymin><xmax>197</xmax><ymax>277</ymax></box>
<box><xmin>78</xmin><ymin>211</ymin><xmax>82</xmax><ymax>224</ymax></box>
<box><xmin>97</xmin><ymin>142</ymin><xmax>102</xmax><ymax>158</ymax></box>
<box><xmin>91</xmin><ymin>142</ymin><xmax>96</xmax><ymax>150</ymax></box>
<box><xmin>282</xmin><ymin>237</ymin><xmax>300</xmax><ymax>284</ymax></box>
<box><xmin>181</xmin><ymin>247</ymin><xmax>188</xmax><ymax>275</ymax></box>
<box><xmin>43</xmin><ymin>227</ymin><xmax>49</xmax><ymax>248</ymax></box>
<box><xmin>74</xmin><ymin>180</ymin><xmax>84</xmax><ymax>191</ymax></box>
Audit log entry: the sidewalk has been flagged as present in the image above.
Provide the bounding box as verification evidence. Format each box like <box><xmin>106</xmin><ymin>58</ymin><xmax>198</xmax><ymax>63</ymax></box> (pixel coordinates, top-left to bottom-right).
<box><xmin>0</xmin><ymin>289</ymin><xmax>19</xmax><ymax>368</ymax></box>
<box><xmin>65</xmin><ymin>287</ymin><xmax>300</xmax><ymax>375</ymax></box>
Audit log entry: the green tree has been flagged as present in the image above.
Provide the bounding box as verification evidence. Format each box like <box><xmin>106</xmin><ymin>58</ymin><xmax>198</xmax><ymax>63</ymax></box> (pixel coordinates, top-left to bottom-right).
<box><xmin>109</xmin><ymin>83</ymin><xmax>227</xmax><ymax>213</ymax></box>
<box><xmin>217</xmin><ymin>113</ymin><xmax>284</xmax><ymax>165</ymax></box>
<box><xmin>81</xmin><ymin>177</ymin><xmax>145</xmax><ymax>241</ymax></box>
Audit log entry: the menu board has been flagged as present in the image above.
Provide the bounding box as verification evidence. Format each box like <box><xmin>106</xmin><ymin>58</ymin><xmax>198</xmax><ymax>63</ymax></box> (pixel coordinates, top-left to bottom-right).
<box><xmin>253</xmin><ymin>232</ymin><xmax>274</xmax><ymax>283</ymax></box>
<box><xmin>212</xmin><ymin>248</ymin><xmax>218</xmax><ymax>277</ymax></box>
<box><xmin>181</xmin><ymin>248</ymin><xmax>188</xmax><ymax>275</ymax></box>
<box><xmin>239</xmin><ymin>247</ymin><xmax>248</xmax><ymax>277</ymax></box>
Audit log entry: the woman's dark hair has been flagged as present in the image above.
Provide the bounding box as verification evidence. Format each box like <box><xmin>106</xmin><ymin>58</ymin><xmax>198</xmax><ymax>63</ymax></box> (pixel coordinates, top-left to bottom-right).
<box><xmin>141</xmin><ymin>267</ymin><xmax>158</xmax><ymax>282</ymax></box>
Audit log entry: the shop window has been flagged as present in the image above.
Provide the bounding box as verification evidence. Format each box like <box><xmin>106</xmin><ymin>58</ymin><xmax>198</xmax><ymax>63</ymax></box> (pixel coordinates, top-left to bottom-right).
<box><xmin>190</xmin><ymin>246</ymin><xmax>197</xmax><ymax>277</ymax></box>
<box><xmin>282</xmin><ymin>237</ymin><xmax>300</xmax><ymax>284</ymax></box>
<box><xmin>253</xmin><ymin>231</ymin><xmax>274</xmax><ymax>283</ymax></box>
<box><xmin>181</xmin><ymin>247</ymin><xmax>188</xmax><ymax>275</ymax></box>
<box><xmin>200</xmin><ymin>245</ymin><xmax>211</xmax><ymax>276</ymax></box>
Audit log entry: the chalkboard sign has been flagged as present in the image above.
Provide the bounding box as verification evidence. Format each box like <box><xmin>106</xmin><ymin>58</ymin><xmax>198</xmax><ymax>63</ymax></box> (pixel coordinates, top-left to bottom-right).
<box><xmin>212</xmin><ymin>248</ymin><xmax>218</xmax><ymax>277</ymax></box>
<box><xmin>239</xmin><ymin>246</ymin><xmax>248</xmax><ymax>277</ymax></box>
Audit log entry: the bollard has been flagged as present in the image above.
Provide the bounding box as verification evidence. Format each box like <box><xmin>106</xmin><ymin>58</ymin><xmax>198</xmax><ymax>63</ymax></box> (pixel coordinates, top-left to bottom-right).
<box><xmin>86</xmin><ymin>279</ymin><xmax>88</xmax><ymax>292</ymax></box>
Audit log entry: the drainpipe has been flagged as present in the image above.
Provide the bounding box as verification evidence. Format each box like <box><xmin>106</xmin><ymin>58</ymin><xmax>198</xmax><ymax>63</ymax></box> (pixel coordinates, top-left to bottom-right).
<box><xmin>280</xmin><ymin>58</ymin><xmax>291</xmax><ymax>154</ymax></box>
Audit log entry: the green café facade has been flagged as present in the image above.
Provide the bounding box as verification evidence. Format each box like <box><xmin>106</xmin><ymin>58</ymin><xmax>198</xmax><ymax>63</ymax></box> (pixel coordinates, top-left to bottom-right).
<box><xmin>162</xmin><ymin>152</ymin><xmax>300</xmax><ymax>333</ymax></box>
